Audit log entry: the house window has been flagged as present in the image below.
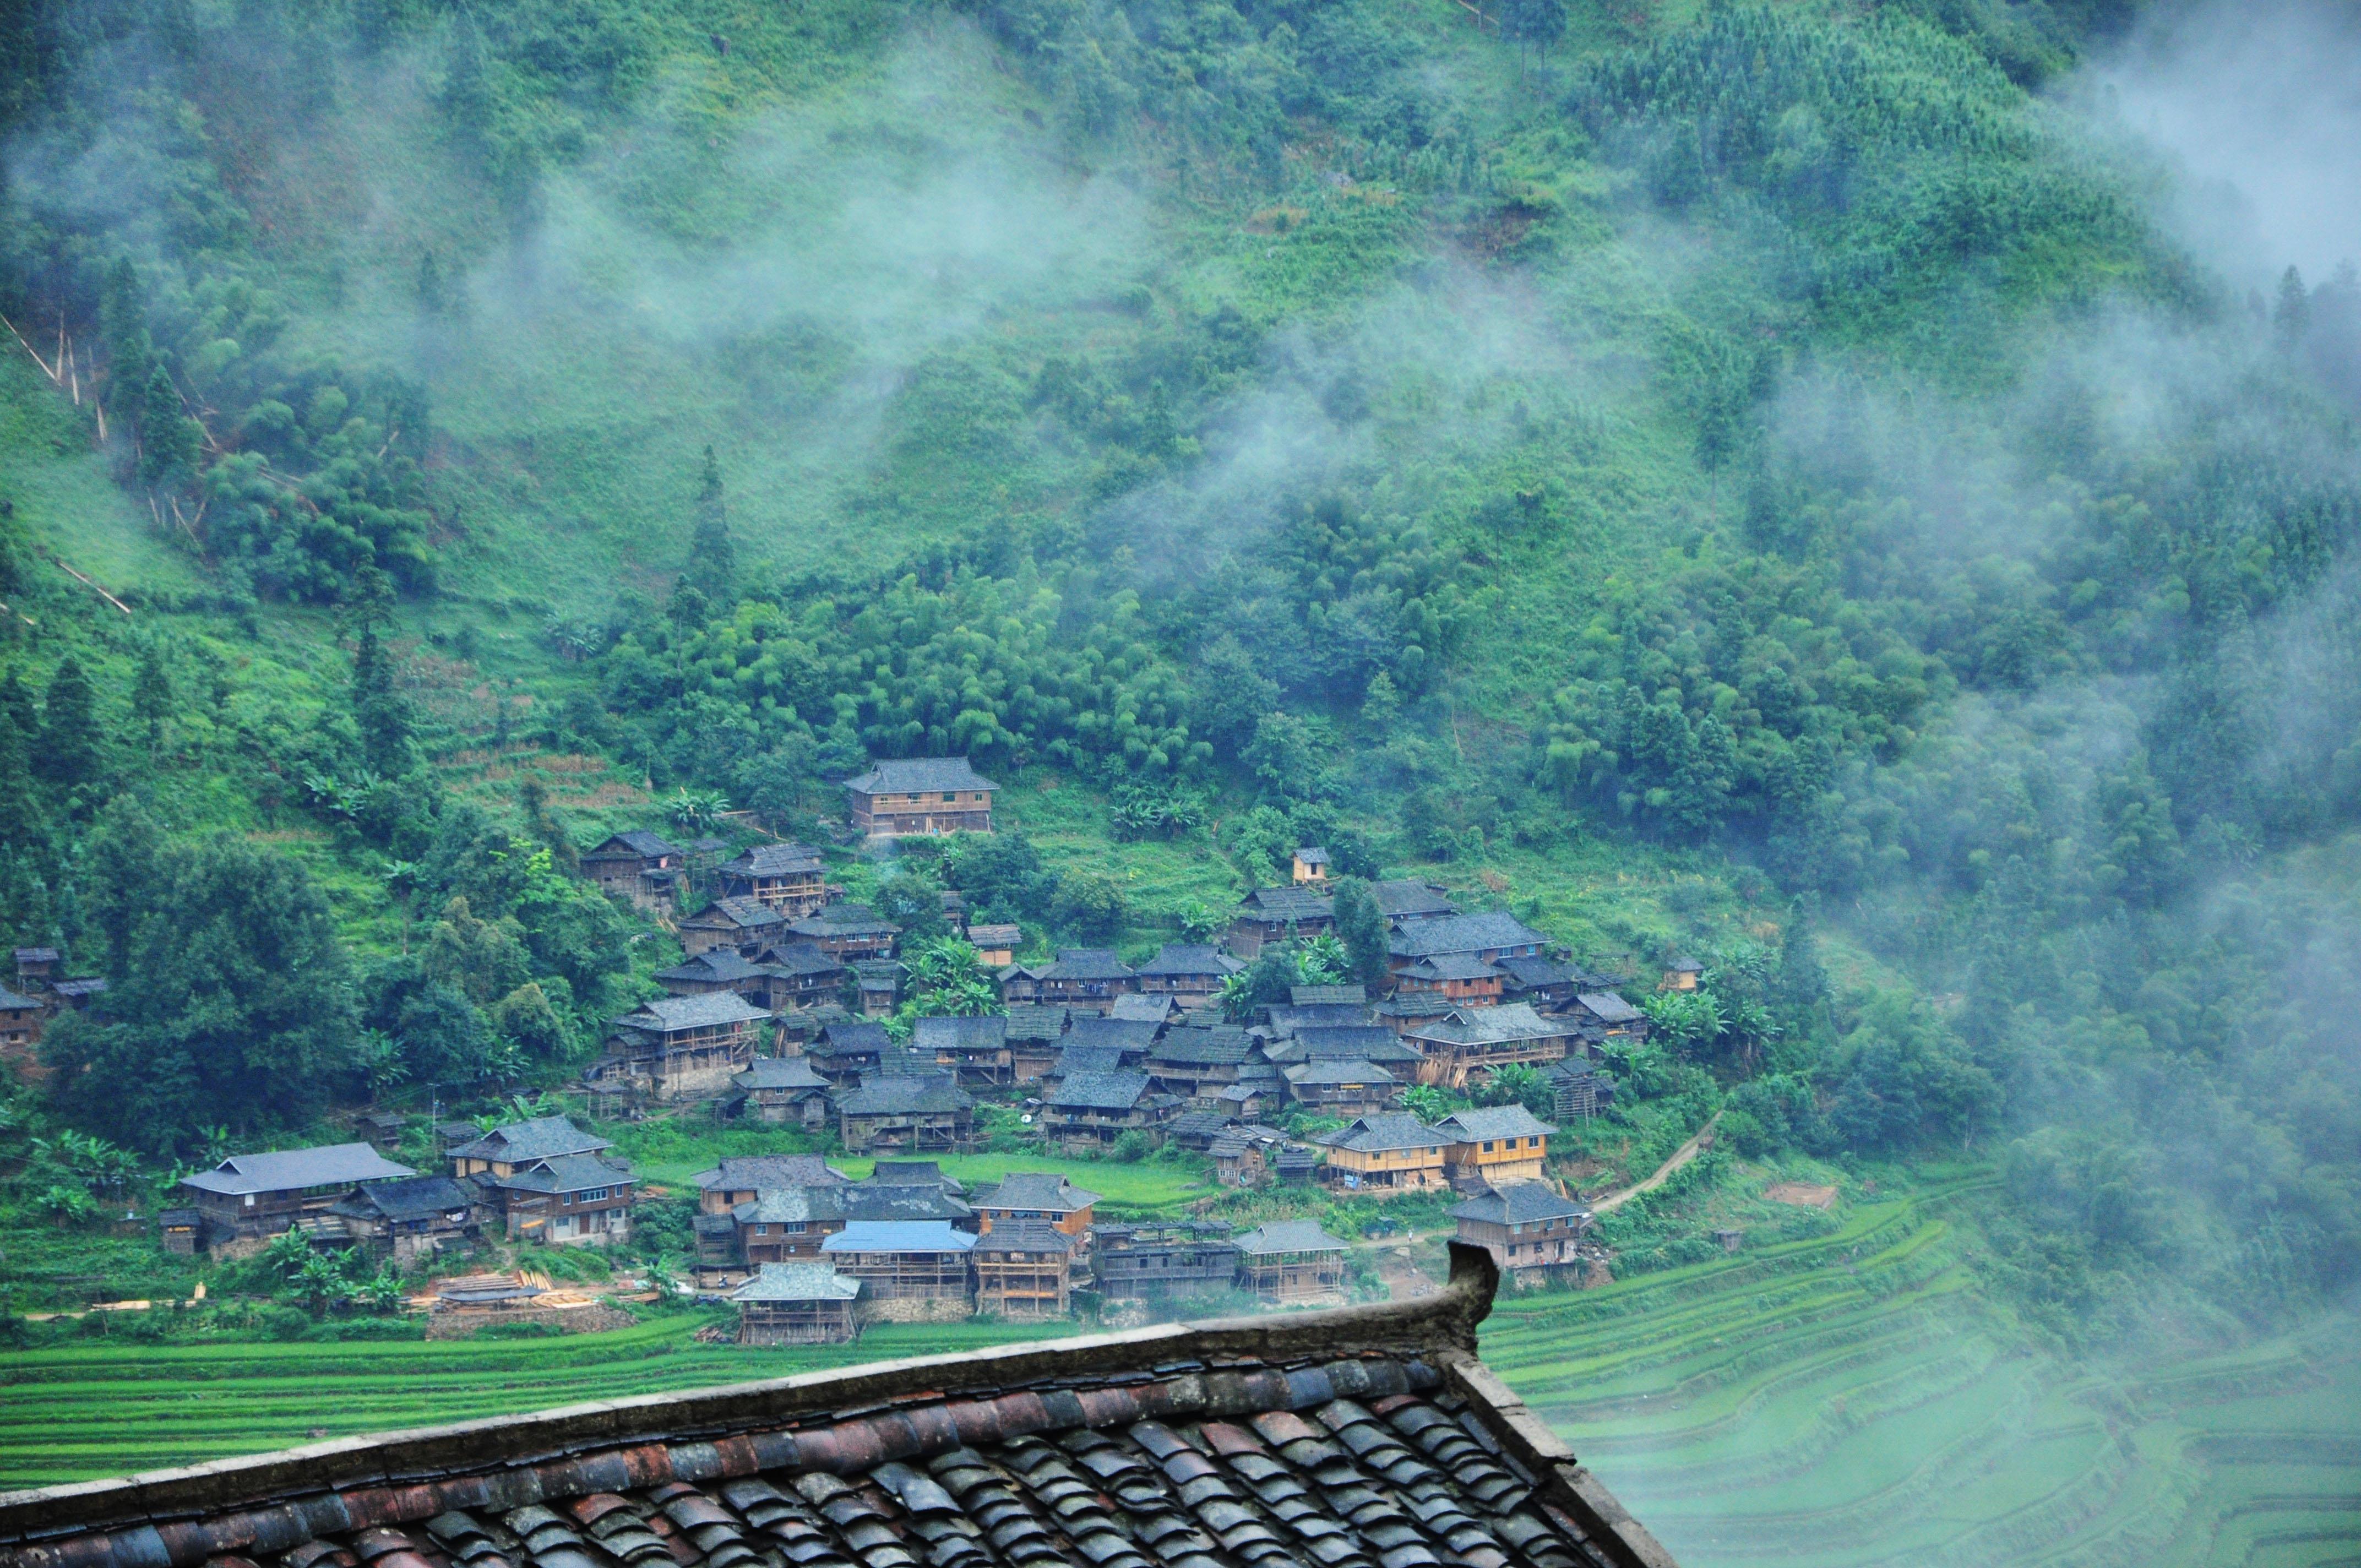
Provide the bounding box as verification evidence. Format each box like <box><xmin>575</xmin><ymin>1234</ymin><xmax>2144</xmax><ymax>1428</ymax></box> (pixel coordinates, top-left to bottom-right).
<box><xmin>583</xmin><ymin>1188</ymin><xmax>609</xmax><ymax>1202</ymax></box>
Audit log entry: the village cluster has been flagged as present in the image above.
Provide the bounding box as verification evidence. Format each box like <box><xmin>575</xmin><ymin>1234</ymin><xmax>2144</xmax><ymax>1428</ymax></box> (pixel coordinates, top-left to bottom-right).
<box><xmin>138</xmin><ymin>758</ymin><xmax>1684</xmax><ymax>1342</ymax></box>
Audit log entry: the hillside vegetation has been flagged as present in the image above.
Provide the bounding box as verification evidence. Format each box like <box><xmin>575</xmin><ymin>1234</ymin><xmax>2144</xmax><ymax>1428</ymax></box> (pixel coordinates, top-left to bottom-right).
<box><xmin>0</xmin><ymin>0</ymin><xmax>2358</xmax><ymax>1552</ymax></box>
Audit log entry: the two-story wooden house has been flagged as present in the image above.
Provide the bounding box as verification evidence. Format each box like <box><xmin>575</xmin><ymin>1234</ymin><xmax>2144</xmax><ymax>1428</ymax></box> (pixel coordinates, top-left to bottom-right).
<box><xmin>1402</xmin><ymin>1003</ymin><xmax>1581</xmax><ymax>1088</ymax></box>
<box><xmin>836</xmin><ymin>1074</ymin><xmax>976</xmax><ymax>1153</ymax></box>
<box><xmin>1392</xmin><ymin>952</ymin><xmax>1507</xmax><ymax>1007</ymax></box>
<box><xmin>1132</xmin><ymin>943</ymin><xmax>1243</xmax><ymax>1004</ymax></box>
<box><xmin>582</xmin><ymin>831</ymin><xmax>684</xmax><ymax>912</ymax></box>
<box><xmin>820</xmin><ymin>1221</ymin><xmax>977</xmax><ymax>1316</ymax></box>
<box><xmin>1282</xmin><ymin>1058</ymin><xmax>1402</xmax><ymax>1118</ymax></box>
<box><xmin>750</xmin><ymin>941</ymin><xmax>848</xmax><ymax>1012</ymax></box>
<box><xmin>323</xmin><ymin>1175</ymin><xmax>481</xmax><ymax>1265</ymax></box>
<box><xmin>1041</xmin><ymin>1070</ymin><xmax>1169</xmax><ymax>1153</ymax></box>
<box><xmin>787</xmin><ymin>902</ymin><xmax>902</xmax><ymax>961</ymax></box>
<box><xmin>970</xmin><ymin>1222</ymin><xmax>1077</xmax><ymax>1319</ymax></box>
<box><xmin>1231</xmin><ymin>1218</ymin><xmax>1347</xmax><ymax>1305</ymax></box>
<box><xmin>1000</xmin><ymin>949</ymin><xmax>1139</xmax><ymax>1013</ymax></box>
<box><xmin>731</xmin><ymin>1262</ymin><xmax>863</xmax><ymax>1344</ymax></box>
<box><xmin>717</xmin><ymin>843</ymin><xmax>830</xmax><ymax>916</ymax></box>
<box><xmin>477</xmin><ymin>1152</ymin><xmax>637</xmax><ymax>1244</ymax></box>
<box><xmin>1450</xmin><ymin>1182</ymin><xmax>1593</xmax><ymax>1285</ymax></box>
<box><xmin>1001</xmin><ymin>1005</ymin><xmax>1067</xmax><ymax>1081</ymax></box>
<box><xmin>1386</xmin><ymin>911</ymin><xmax>1550</xmax><ymax>982</ymax></box>
<box><xmin>690</xmin><ymin>1153</ymin><xmax>850</xmax><ymax>1215</ymax></box>
<box><xmin>966</xmin><ymin>923</ymin><xmax>1021</xmax><ymax>966</ymax></box>
<box><xmin>1226</xmin><ymin>886</ymin><xmax>1335</xmax><ymax>958</ymax></box>
<box><xmin>678</xmin><ymin>895</ymin><xmax>787</xmax><ymax>959</ymax></box>
<box><xmin>654</xmin><ymin>949</ymin><xmax>774</xmax><ymax>1003</ymax></box>
<box><xmin>1089</xmin><ymin>1219</ymin><xmax>1241</xmax><ymax>1301</ymax></box>
<box><xmin>1432</xmin><ymin>1104</ymin><xmax>1556</xmax><ymax>1188</ymax></box>
<box><xmin>590</xmin><ymin>992</ymin><xmax>772</xmax><ymax>1101</ymax></box>
<box><xmin>0</xmin><ymin>983</ymin><xmax>42</xmax><ymax>1054</ymax></box>
<box><xmin>720</xmin><ymin>1055</ymin><xmax>834</xmax><ymax>1128</ymax></box>
<box><xmin>913</xmin><ymin>1014</ymin><xmax>1011</xmax><ymax>1090</ymax></box>
<box><xmin>1310</xmin><ymin>1114</ymin><xmax>1451</xmax><ymax>1194</ymax></box>
<box><xmin>177</xmin><ymin>1143</ymin><xmax>417</xmax><ymax>1255</ymax></box>
<box><xmin>969</xmin><ymin>1173</ymin><xmax>1100</xmax><ymax>1240</ymax></box>
<box><xmin>841</xmin><ymin>758</ymin><xmax>997</xmax><ymax>838</ymax></box>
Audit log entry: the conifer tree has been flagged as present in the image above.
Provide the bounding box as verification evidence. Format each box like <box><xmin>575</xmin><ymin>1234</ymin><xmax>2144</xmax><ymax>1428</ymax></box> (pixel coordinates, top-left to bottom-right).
<box><xmin>36</xmin><ymin>656</ymin><xmax>101</xmax><ymax>792</ymax></box>
<box><xmin>349</xmin><ymin>563</ymin><xmax>411</xmax><ymax>776</ymax></box>
<box><xmin>130</xmin><ymin>643</ymin><xmax>171</xmax><ymax>748</ymax></box>
<box><xmin>1329</xmin><ymin>876</ymin><xmax>1392</xmax><ymax>993</ymax></box>
<box><xmin>688</xmin><ymin>445</ymin><xmax>736</xmax><ymax>604</ymax></box>
<box><xmin>137</xmin><ymin>364</ymin><xmax>200</xmax><ymax>486</ymax></box>
<box><xmin>2275</xmin><ymin>265</ymin><xmax>2310</xmax><ymax>352</ymax></box>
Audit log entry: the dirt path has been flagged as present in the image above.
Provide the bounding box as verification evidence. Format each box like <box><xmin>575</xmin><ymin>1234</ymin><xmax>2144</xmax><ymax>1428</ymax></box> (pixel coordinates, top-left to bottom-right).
<box><xmin>1591</xmin><ymin>1111</ymin><xmax>1723</xmax><ymax>1213</ymax></box>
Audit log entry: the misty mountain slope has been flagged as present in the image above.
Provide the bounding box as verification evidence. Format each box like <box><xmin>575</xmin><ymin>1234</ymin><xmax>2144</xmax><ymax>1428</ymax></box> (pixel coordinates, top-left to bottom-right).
<box><xmin>1</xmin><ymin>0</ymin><xmax>2359</xmax><ymax>1533</ymax></box>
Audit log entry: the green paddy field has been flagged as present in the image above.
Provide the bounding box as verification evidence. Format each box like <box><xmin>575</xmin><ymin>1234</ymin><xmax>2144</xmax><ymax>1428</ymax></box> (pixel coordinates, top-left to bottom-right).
<box><xmin>4</xmin><ymin>1181</ymin><xmax>2354</xmax><ymax>1568</ymax></box>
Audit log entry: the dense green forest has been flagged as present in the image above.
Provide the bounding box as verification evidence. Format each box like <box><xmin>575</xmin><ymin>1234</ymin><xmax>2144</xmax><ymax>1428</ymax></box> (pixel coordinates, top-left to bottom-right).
<box><xmin>0</xmin><ymin>0</ymin><xmax>2356</xmax><ymax>1424</ymax></box>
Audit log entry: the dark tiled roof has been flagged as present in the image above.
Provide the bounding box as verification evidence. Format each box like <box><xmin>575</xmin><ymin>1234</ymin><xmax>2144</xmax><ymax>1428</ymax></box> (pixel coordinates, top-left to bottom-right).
<box><xmin>732</xmin><ymin>1188</ymin><xmax>847</xmax><ymax>1225</ymax></box>
<box><xmin>1000</xmin><ymin>1004</ymin><xmax>1068</xmax><ymax>1041</ymax></box>
<box><xmin>1272</xmin><ymin>1026</ymin><xmax>1417</xmax><ymax>1061</ymax></box>
<box><xmin>1236</xmin><ymin>886</ymin><xmax>1333</xmax><ymax>922</ymax></box>
<box><xmin>447</xmin><ymin>1117</ymin><xmax>613</xmax><ymax>1166</ymax></box>
<box><xmin>327</xmin><ymin>1175</ymin><xmax>478</xmax><ymax>1225</ymax></box>
<box><xmin>1434</xmin><ymin>1106</ymin><xmax>1558</xmax><ymax>1142</ymax></box>
<box><xmin>488</xmin><ymin>1153</ymin><xmax>634</xmax><ymax>1196</ymax></box>
<box><xmin>1048</xmin><ymin>1070</ymin><xmax>1151</xmax><ymax>1110</ymax></box>
<box><xmin>1149</xmin><ymin>1031</ymin><xmax>1254</xmax><ymax>1068</ymax></box>
<box><xmin>728</xmin><ymin>843</ymin><xmax>827</xmax><ymax>878</ymax></box>
<box><xmin>657</xmin><ymin>951</ymin><xmax>773</xmax><ymax>984</ymax></box>
<box><xmin>618</xmin><ymin>993</ymin><xmax>772</xmax><ymax>1032</ymax></box>
<box><xmin>591</xmin><ymin>830</ymin><xmax>680</xmax><ymax>858</ymax></box>
<box><xmin>791</xmin><ymin>903</ymin><xmax>902</xmax><ymax>939</ymax></box>
<box><xmin>1053</xmin><ymin>1044</ymin><xmax>1131</xmax><ymax>1076</ymax></box>
<box><xmin>1264</xmin><ymin>1003</ymin><xmax>1378</xmax><ymax>1034</ymax></box>
<box><xmin>1389</xmin><ymin>912</ymin><xmax>1550</xmax><ymax>959</ymax></box>
<box><xmin>729</xmin><ymin>1262</ymin><xmax>862</xmax><ymax>1302</ymax></box>
<box><xmin>1283</xmin><ymin>1059</ymin><xmax>1398</xmax><ymax>1087</ymax></box>
<box><xmin>0</xmin><ymin>986</ymin><xmax>40</xmax><ymax>1010</ymax></box>
<box><xmin>693</xmin><ymin>895</ymin><xmax>788</xmax><ymax>929</ymax></box>
<box><xmin>1042</xmin><ymin>949</ymin><xmax>1136</xmax><ymax>981</ymax></box>
<box><xmin>1452</xmin><ymin>1182</ymin><xmax>1592</xmax><ymax>1226</ymax></box>
<box><xmin>1407</xmin><ymin>1004</ymin><xmax>1572</xmax><ymax>1048</ymax></box>
<box><xmin>48</xmin><ymin>977</ymin><xmax>104</xmax><ymax>999</ymax></box>
<box><xmin>1400</xmin><ymin>953</ymin><xmax>1505</xmax><ymax>982</ymax></box>
<box><xmin>841</xmin><ymin>756</ymin><xmax>998</xmax><ymax>794</ymax></box>
<box><xmin>692</xmin><ymin>1155</ymin><xmax>850</xmax><ymax>1191</ymax></box>
<box><xmin>0</xmin><ymin>1249</ymin><xmax>1674</xmax><ymax>1568</ymax></box>
<box><xmin>1372</xmin><ymin>879</ymin><xmax>1458</xmax><ymax>919</ymax></box>
<box><xmin>976</xmin><ymin>1220</ymin><xmax>1078</xmax><ymax>1256</ymax></box>
<box><xmin>180</xmin><ymin>1144</ymin><xmax>416</xmax><ymax>1196</ymax></box>
<box><xmin>867</xmin><ymin>1161</ymin><xmax>965</xmax><ymax>1191</ymax></box>
<box><xmin>1574</xmin><ymin>992</ymin><xmax>1642</xmax><ymax>1023</ymax></box>
<box><xmin>975</xmin><ymin>1173</ymin><xmax>1101</xmax><ymax>1212</ymax></box>
<box><xmin>1314</xmin><ymin>1114</ymin><xmax>1451</xmax><ymax>1154</ymax></box>
<box><xmin>1064</xmin><ymin>1016</ymin><xmax>1161</xmax><ymax>1049</ymax></box>
<box><xmin>10</xmin><ymin>946</ymin><xmax>57</xmax><ymax>963</ymax></box>
<box><xmin>1290</xmin><ymin>984</ymin><xmax>1366</xmax><ymax>1006</ymax></box>
<box><xmin>760</xmin><ymin>942</ymin><xmax>847</xmax><ymax>978</ymax></box>
<box><xmin>913</xmin><ymin>1015</ymin><xmax>1009</xmax><ymax>1051</ymax></box>
<box><xmin>1135</xmin><ymin>944</ymin><xmax>1243</xmax><ymax>977</ymax></box>
<box><xmin>818</xmin><ymin>1021</ymin><xmax>891</xmax><ymax>1053</ymax></box>
<box><xmin>836</xmin><ymin>1075</ymin><xmax>973</xmax><ymax>1115</ymax></box>
<box><xmin>1232</xmin><ymin>1218</ymin><xmax>1348</xmax><ymax>1254</ymax></box>
<box><xmin>733</xmin><ymin>1057</ymin><xmax>830</xmax><ymax>1092</ymax></box>
<box><xmin>1497</xmin><ymin>955</ymin><xmax>1577</xmax><ymax>988</ymax></box>
<box><xmin>1109</xmin><ymin>994</ymin><xmax>1176</xmax><ymax>1022</ymax></box>
<box><xmin>839</xmin><ymin>1185</ymin><xmax>972</xmax><ymax>1223</ymax></box>
<box><xmin>966</xmin><ymin>922</ymin><xmax>1022</xmax><ymax>945</ymax></box>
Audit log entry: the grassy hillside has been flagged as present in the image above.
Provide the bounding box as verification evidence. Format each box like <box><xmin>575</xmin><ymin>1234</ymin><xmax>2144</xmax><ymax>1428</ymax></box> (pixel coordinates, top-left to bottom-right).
<box><xmin>1</xmin><ymin>0</ymin><xmax>2358</xmax><ymax>1555</ymax></box>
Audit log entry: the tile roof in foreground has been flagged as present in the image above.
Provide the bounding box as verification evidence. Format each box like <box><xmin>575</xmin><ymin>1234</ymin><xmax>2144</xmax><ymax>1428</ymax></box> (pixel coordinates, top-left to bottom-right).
<box><xmin>0</xmin><ymin>1246</ymin><xmax>1673</xmax><ymax>1568</ymax></box>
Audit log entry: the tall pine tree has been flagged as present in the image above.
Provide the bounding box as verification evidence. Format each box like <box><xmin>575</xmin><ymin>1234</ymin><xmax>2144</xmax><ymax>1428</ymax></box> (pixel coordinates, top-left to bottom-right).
<box><xmin>688</xmin><ymin>444</ymin><xmax>736</xmax><ymax>605</ymax></box>
<box><xmin>349</xmin><ymin>563</ymin><xmax>411</xmax><ymax>776</ymax></box>
<box><xmin>36</xmin><ymin>656</ymin><xmax>101</xmax><ymax>792</ymax></box>
<box><xmin>1329</xmin><ymin>877</ymin><xmax>1392</xmax><ymax>993</ymax></box>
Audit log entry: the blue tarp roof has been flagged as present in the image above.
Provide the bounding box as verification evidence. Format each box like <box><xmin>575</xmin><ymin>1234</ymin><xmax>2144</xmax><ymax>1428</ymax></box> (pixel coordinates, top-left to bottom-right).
<box><xmin>821</xmin><ymin>1221</ymin><xmax>978</xmax><ymax>1253</ymax></box>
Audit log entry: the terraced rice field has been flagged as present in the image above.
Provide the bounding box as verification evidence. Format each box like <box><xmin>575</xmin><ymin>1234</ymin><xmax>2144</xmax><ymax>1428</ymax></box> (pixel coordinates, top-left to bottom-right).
<box><xmin>3</xmin><ymin>1182</ymin><xmax>2356</xmax><ymax>1567</ymax></box>
<box><xmin>1490</xmin><ymin>1179</ymin><xmax>2361</xmax><ymax>1567</ymax></box>
<box><xmin>0</xmin><ymin>1319</ymin><xmax>1072</xmax><ymax>1488</ymax></box>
